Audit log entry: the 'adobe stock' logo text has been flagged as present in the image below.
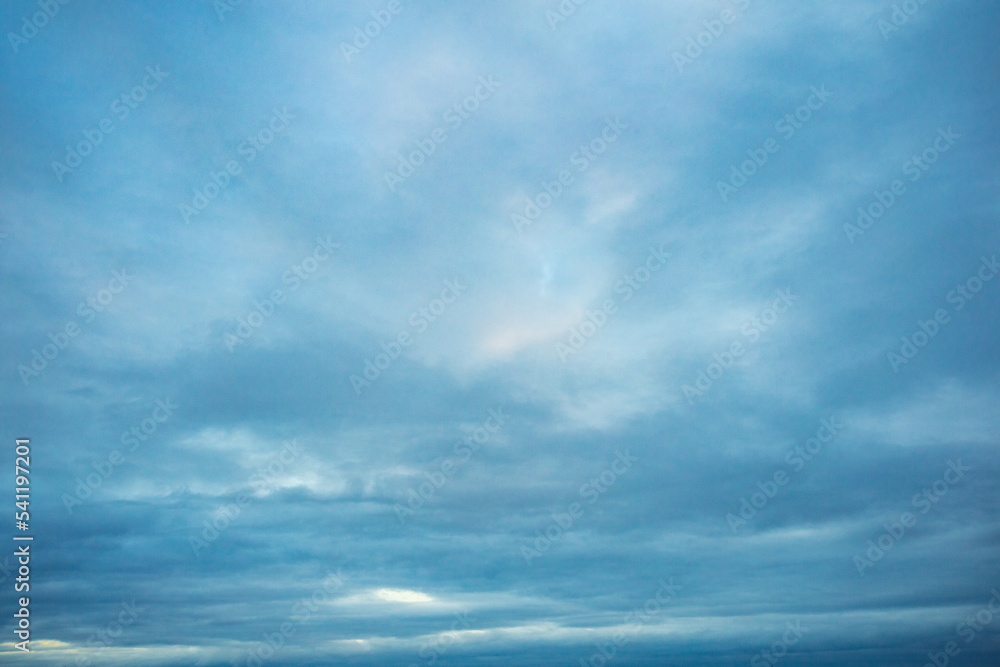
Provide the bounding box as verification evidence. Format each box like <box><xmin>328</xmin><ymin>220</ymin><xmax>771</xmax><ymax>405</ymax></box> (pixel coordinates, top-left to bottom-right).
<box><xmin>350</xmin><ymin>279</ymin><xmax>466</xmax><ymax>395</ymax></box>
<box><xmin>17</xmin><ymin>269</ymin><xmax>135</xmax><ymax>386</ymax></box>
<box><xmin>682</xmin><ymin>288</ymin><xmax>797</xmax><ymax>403</ymax></box>
<box><xmin>394</xmin><ymin>408</ymin><xmax>508</xmax><ymax>523</ymax></box>
<box><xmin>521</xmin><ymin>449</ymin><xmax>637</xmax><ymax>564</ymax></box>
<box><xmin>726</xmin><ymin>417</ymin><xmax>843</xmax><ymax>532</ymax></box>
<box><xmin>853</xmin><ymin>459</ymin><xmax>971</xmax><ymax>576</ymax></box>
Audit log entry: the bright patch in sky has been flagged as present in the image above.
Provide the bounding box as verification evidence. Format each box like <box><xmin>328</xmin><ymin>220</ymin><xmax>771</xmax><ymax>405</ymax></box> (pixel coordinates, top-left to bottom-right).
<box><xmin>374</xmin><ymin>588</ymin><xmax>434</xmax><ymax>603</ymax></box>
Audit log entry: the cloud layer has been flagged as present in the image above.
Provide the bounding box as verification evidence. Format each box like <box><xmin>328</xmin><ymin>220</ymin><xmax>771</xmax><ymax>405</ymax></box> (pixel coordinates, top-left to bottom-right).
<box><xmin>1</xmin><ymin>0</ymin><xmax>999</xmax><ymax>664</ymax></box>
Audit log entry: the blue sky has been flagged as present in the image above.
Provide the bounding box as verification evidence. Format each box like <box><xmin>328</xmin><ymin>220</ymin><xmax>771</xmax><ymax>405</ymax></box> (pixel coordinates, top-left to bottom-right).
<box><xmin>2</xmin><ymin>0</ymin><xmax>999</xmax><ymax>665</ymax></box>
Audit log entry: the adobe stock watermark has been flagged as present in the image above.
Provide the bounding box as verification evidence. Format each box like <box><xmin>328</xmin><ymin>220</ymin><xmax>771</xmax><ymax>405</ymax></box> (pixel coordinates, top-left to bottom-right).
<box><xmin>921</xmin><ymin>588</ymin><xmax>1000</xmax><ymax>667</ymax></box>
<box><xmin>556</xmin><ymin>244</ymin><xmax>670</xmax><ymax>362</ymax></box>
<box><xmin>681</xmin><ymin>288</ymin><xmax>797</xmax><ymax>404</ymax></box>
<box><xmin>189</xmin><ymin>439</ymin><xmax>304</xmax><ymax>556</ymax></box>
<box><xmin>717</xmin><ymin>85</ymin><xmax>832</xmax><ymax>202</ymax></box>
<box><xmin>350</xmin><ymin>279</ymin><xmax>466</xmax><ymax>395</ymax></box>
<box><xmin>750</xmin><ymin>620</ymin><xmax>809</xmax><ymax>667</ymax></box>
<box><xmin>887</xmin><ymin>254</ymin><xmax>997</xmax><ymax>372</ymax></box>
<box><xmin>545</xmin><ymin>0</ymin><xmax>586</xmax><ymax>30</ymax></box>
<box><xmin>844</xmin><ymin>126</ymin><xmax>960</xmax><ymax>243</ymax></box>
<box><xmin>672</xmin><ymin>0</ymin><xmax>751</xmax><ymax>73</ymax></box>
<box><xmin>394</xmin><ymin>408</ymin><xmax>508</xmax><ymax>523</ymax></box>
<box><xmin>230</xmin><ymin>568</ymin><xmax>346</xmax><ymax>667</ymax></box>
<box><xmin>877</xmin><ymin>0</ymin><xmax>934</xmax><ymax>40</ymax></box>
<box><xmin>7</xmin><ymin>0</ymin><xmax>72</xmax><ymax>54</ymax></box>
<box><xmin>76</xmin><ymin>603</ymin><xmax>145</xmax><ymax>663</ymax></box>
<box><xmin>410</xmin><ymin>612</ymin><xmax>476</xmax><ymax>666</ymax></box>
<box><xmin>179</xmin><ymin>107</ymin><xmax>294</xmax><ymax>224</ymax></box>
<box><xmin>213</xmin><ymin>0</ymin><xmax>247</xmax><ymax>22</ymax></box>
<box><xmin>510</xmin><ymin>116</ymin><xmax>627</xmax><ymax>234</ymax></box>
<box><xmin>521</xmin><ymin>449</ymin><xmax>638</xmax><ymax>564</ymax></box>
<box><xmin>225</xmin><ymin>236</ymin><xmax>339</xmax><ymax>352</ymax></box>
<box><xmin>62</xmin><ymin>398</ymin><xmax>178</xmax><ymax>513</ymax></box>
<box><xmin>340</xmin><ymin>0</ymin><xmax>408</xmax><ymax>63</ymax></box>
<box><xmin>51</xmin><ymin>65</ymin><xmax>169</xmax><ymax>182</ymax></box>
<box><xmin>384</xmin><ymin>75</ymin><xmax>500</xmax><ymax>192</ymax></box>
<box><xmin>577</xmin><ymin>578</ymin><xmax>681</xmax><ymax>667</ymax></box>
<box><xmin>726</xmin><ymin>417</ymin><xmax>843</xmax><ymax>533</ymax></box>
<box><xmin>853</xmin><ymin>459</ymin><xmax>971</xmax><ymax>576</ymax></box>
<box><xmin>62</xmin><ymin>596</ymin><xmax>145</xmax><ymax>666</ymax></box>
<box><xmin>17</xmin><ymin>269</ymin><xmax>134</xmax><ymax>386</ymax></box>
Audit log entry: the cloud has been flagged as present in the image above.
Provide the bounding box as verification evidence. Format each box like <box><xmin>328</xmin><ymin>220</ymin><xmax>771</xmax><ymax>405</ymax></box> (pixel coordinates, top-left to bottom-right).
<box><xmin>1</xmin><ymin>0</ymin><xmax>999</xmax><ymax>664</ymax></box>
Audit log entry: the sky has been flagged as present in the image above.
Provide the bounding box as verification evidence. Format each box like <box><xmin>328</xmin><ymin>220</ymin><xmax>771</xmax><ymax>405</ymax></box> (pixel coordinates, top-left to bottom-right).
<box><xmin>1</xmin><ymin>0</ymin><xmax>999</xmax><ymax>665</ymax></box>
